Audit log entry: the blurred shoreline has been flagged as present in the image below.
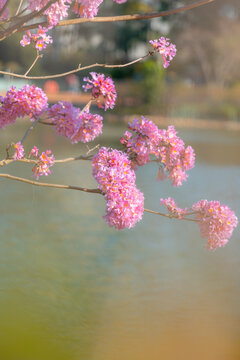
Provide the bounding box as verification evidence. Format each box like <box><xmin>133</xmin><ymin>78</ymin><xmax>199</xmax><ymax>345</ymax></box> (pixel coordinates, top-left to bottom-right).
<box><xmin>106</xmin><ymin>114</ymin><xmax>240</xmax><ymax>131</ymax></box>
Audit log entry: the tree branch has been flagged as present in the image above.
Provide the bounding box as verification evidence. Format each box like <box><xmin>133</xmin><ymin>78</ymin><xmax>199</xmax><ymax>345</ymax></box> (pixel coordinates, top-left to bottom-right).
<box><xmin>0</xmin><ymin>0</ymin><xmax>56</xmax><ymax>41</ymax></box>
<box><xmin>0</xmin><ymin>154</ymin><xmax>92</xmax><ymax>167</ymax></box>
<box><xmin>18</xmin><ymin>0</ymin><xmax>217</xmax><ymax>33</ymax></box>
<box><xmin>0</xmin><ymin>173</ymin><xmax>102</xmax><ymax>194</ymax></box>
<box><xmin>24</xmin><ymin>51</ymin><xmax>43</xmax><ymax>76</ymax></box>
<box><xmin>144</xmin><ymin>208</ymin><xmax>198</xmax><ymax>222</ymax></box>
<box><xmin>0</xmin><ymin>52</ymin><xmax>151</xmax><ymax>79</ymax></box>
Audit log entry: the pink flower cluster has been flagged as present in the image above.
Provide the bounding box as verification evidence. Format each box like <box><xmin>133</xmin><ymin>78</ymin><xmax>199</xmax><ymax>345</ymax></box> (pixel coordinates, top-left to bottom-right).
<box><xmin>0</xmin><ymin>85</ymin><xmax>48</xmax><ymax>128</ymax></box>
<box><xmin>92</xmin><ymin>147</ymin><xmax>144</xmax><ymax>229</ymax></box>
<box><xmin>192</xmin><ymin>200</ymin><xmax>238</xmax><ymax>250</ymax></box>
<box><xmin>13</xmin><ymin>142</ymin><xmax>24</xmax><ymax>160</ymax></box>
<box><xmin>120</xmin><ymin>118</ymin><xmax>195</xmax><ymax>186</ymax></box>
<box><xmin>158</xmin><ymin>126</ymin><xmax>195</xmax><ymax>186</ymax></box>
<box><xmin>0</xmin><ymin>0</ymin><xmax>9</xmax><ymax>19</ymax></box>
<box><xmin>72</xmin><ymin>111</ymin><xmax>103</xmax><ymax>143</ymax></box>
<box><xmin>28</xmin><ymin>0</ymin><xmax>72</xmax><ymax>26</ymax></box>
<box><xmin>48</xmin><ymin>101</ymin><xmax>103</xmax><ymax>143</ymax></box>
<box><xmin>73</xmin><ymin>0</ymin><xmax>127</xmax><ymax>18</ymax></box>
<box><xmin>83</xmin><ymin>72</ymin><xmax>117</xmax><ymax>110</ymax></box>
<box><xmin>149</xmin><ymin>37</ymin><xmax>177</xmax><ymax>68</ymax></box>
<box><xmin>160</xmin><ymin>197</ymin><xmax>187</xmax><ymax>219</ymax></box>
<box><xmin>120</xmin><ymin>116</ymin><xmax>160</xmax><ymax>167</ymax></box>
<box><xmin>20</xmin><ymin>26</ymin><xmax>53</xmax><ymax>51</ymax></box>
<box><xmin>31</xmin><ymin>149</ymin><xmax>55</xmax><ymax>180</ymax></box>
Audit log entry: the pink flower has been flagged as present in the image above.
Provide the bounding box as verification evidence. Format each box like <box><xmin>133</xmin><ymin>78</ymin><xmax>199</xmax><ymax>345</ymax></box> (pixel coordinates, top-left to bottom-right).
<box><xmin>72</xmin><ymin>0</ymin><xmax>103</xmax><ymax>18</ymax></box>
<box><xmin>32</xmin><ymin>150</ymin><xmax>55</xmax><ymax>180</ymax></box>
<box><xmin>20</xmin><ymin>26</ymin><xmax>53</xmax><ymax>51</ymax></box>
<box><xmin>121</xmin><ymin>119</ymin><xmax>195</xmax><ymax>186</ymax></box>
<box><xmin>160</xmin><ymin>197</ymin><xmax>187</xmax><ymax>218</ymax></box>
<box><xmin>158</xmin><ymin>126</ymin><xmax>195</xmax><ymax>186</ymax></box>
<box><xmin>71</xmin><ymin>111</ymin><xmax>103</xmax><ymax>143</ymax></box>
<box><xmin>192</xmin><ymin>200</ymin><xmax>238</xmax><ymax>250</ymax></box>
<box><xmin>13</xmin><ymin>142</ymin><xmax>24</xmax><ymax>160</ymax></box>
<box><xmin>0</xmin><ymin>85</ymin><xmax>48</xmax><ymax>128</ymax></box>
<box><xmin>121</xmin><ymin>116</ymin><xmax>160</xmax><ymax>167</ymax></box>
<box><xmin>48</xmin><ymin>102</ymin><xmax>102</xmax><ymax>143</ymax></box>
<box><xmin>48</xmin><ymin>101</ymin><xmax>79</xmax><ymax>141</ymax></box>
<box><xmin>28</xmin><ymin>0</ymin><xmax>71</xmax><ymax>26</ymax></box>
<box><xmin>150</xmin><ymin>37</ymin><xmax>177</xmax><ymax>68</ymax></box>
<box><xmin>92</xmin><ymin>147</ymin><xmax>144</xmax><ymax>229</ymax></box>
<box><xmin>30</xmin><ymin>146</ymin><xmax>39</xmax><ymax>157</ymax></box>
<box><xmin>83</xmin><ymin>72</ymin><xmax>117</xmax><ymax>110</ymax></box>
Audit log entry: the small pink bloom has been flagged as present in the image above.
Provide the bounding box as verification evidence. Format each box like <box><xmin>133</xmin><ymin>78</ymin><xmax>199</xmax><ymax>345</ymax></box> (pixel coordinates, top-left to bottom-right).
<box><xmin>83</xmin><ymin>72</ymin><xmax>117</xmax><ymax>110</ymax></box>
<box><xmin>30</xmin><ymin>146</ymin><xmax>39</xmax><ymax>157</ymax></box>
<box><xmin>160</xmin><ymin>197</ymin><xmax>187</xmax><ymax>218</ymax></box>
<box><xmin>149</xmin><ymin>37</ymin><xmax>176</xmax><ymax>68</ymax></box>
<box><xmin>13</xmin><ymin>142</ymin><xmax>24</xmax><ymax>160</ymax></box>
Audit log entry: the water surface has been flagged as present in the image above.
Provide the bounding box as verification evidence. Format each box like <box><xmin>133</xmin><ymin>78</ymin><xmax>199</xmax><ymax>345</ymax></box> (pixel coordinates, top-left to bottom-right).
<box><xmin>0</xmin><ymin>123</ymin><xmax>240</xmax><ymax>360</ymax></box>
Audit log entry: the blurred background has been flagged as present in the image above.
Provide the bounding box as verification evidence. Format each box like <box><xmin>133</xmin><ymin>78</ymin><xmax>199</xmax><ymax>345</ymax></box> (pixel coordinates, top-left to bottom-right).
<box><xmin>0</xmin><ymin>1</ymin><xmax>240</xmax><ymax>359</ymax></box>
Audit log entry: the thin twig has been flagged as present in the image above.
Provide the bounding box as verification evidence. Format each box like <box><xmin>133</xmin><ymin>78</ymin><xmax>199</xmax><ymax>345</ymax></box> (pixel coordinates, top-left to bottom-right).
<box><xmin>0</xmin><ymin>154</ymin><xmax>92</xmax><ymax>167</ymax></box>
<box><xmin>144</xmin><ymin>208</ymin><xmax>198</xmax><ymax>222</ymax></box>
<box><xmin>24</xmin><ymin>51</ymin><xmax>43</xmax><ymax>76</ymax></box>
<box><xmin>20</xmin><ymin>117</ymin><xmax>40</xmax><ymax>143</ymax></box>
<box><xmin>0</xmin><ymin>52</ymin><xmax>151</xmax><ymax>80</ymax></box>
<box><xmin>0</xmin><ymin>173</ymin><xmax>102</xmax><ymax>194</ymax></box>
<box><xmin>15</xmin><ymin>0</ymin><xmax>24</xmax><ymax>16</ymax></box>
<box><xmin>18</xmin><ymin>0</ymin><xmax>216</xmax><ymax>33</ymax></box>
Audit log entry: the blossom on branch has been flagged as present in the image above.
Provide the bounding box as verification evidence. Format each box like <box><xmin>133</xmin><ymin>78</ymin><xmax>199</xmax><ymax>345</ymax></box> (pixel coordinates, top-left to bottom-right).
<box><xmin>29</xmin><ymin>146</ymin><xmax>39</xmax><ymax>158</ymax></box>
<box><xmin>150</xmin><ymin>37</ymin><xmax>177</xmax><ymax>68</ymax></box>
<box><xmin>120</xmin><ymin>118</ymin><xmax>195</xmax><ymax>186</ymax></box>
<box><xmin>28</xmin><ymin>0</ymin><xmax>72</xmax><ymax>26</ymax></box>
<box><xmin>20</xmin><ymin>26</ymin><xmax>53</xmax><ymax>51</ymax></box>
<box><xmin>83</xmin><ymin>72</ymin><xmax>117</xmax><ymax>110</ymax></box>
<box><xmin>71</xmin><ymin>111</ymin><xmax>103</xmax><ymax>143</ymax></box>
<box><xmin>0</xmin><ymin>85</ymin><xmax>48</xmax><ymax>128</ymax></box>
<box><xmin>158</xmin><ymin>126</ymin><xmax>195</xmax><ymax>186</ymax></box>
<box><xmin>13</xmin><ymin>142</ymin><xmax>24</xmax><ymax>160</ymax></box>
<box><xmin>32</xmin><ymin>150</ymin><xmax>55</xmax><ymax>180</ymax></box>
<box><xmin>160</xmin><ymin>197</ymin><xmax>187</xmax><ymax>218</ymax></box>
<box><xmin>48</xmin><ymin>101</ymin><xmax>103</xmax><ymax>143</ymax></box>
<box><xmin>48</xmin><ymin>101</ymin><xmax>80</xmax><ymax>141</ymax></box>
<box><xmin>92</xmin><ymin>147</ymin><xmax>144</xmax><ymax>229</ymax></box>
<box><xmin>73</xmin><ymin>0</ymin><xmax>127</xmax><ymax>18</ymax></box>
<box><xmin>192</xmin><ymin>200</ymin><xmax>238</xmax><ymax>250</ymax></box>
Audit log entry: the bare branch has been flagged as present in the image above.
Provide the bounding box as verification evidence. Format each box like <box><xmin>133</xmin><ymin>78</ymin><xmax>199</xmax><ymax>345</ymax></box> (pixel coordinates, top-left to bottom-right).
<box><xmin>24</xmin><ymin>50</ymin><xmax>43</xmax><ymax>76</ymax></box>
<box><xmin>0</xmin><ymin>173</ymin><xmax>102</xmax><ymax>194</ymax></box>
<box><xmin>20</xmin><ymin>117</ymin><xmax>40</xmax><ymax>143</ymax></box>
<box><xmin>0</xmin><ymin>52</ymin><xmax>151</xmax><ymax>80</ymax></box>
<box><xmin>144</xmin><ymin>208</ymin><xmax>198</xmax><ymax>222</ymax></box>
<box><xmin>15</xmin><ymin>0</ymin><xmax>24</xmax><ymax>16</ymax></box>
<box><xmin>0</xmin><ymin>154</ymin><xmax>92</xmax><ymax>167</ymax></box>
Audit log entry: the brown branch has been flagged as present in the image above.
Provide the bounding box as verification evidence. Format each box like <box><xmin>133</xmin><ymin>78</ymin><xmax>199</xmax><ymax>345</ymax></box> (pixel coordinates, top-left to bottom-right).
<box><xmin>18</xmin><ymin>0</ymin><xmax>216</xmax><ymax>32</ymax></box>
<box><xmin>0</xmin><ymin>154</ymin><xmax>92</xmax><ymax>167</ymax></box>
<box><xmin>144</xmin><ymin>208</ymin><xmax>198</xmax><ymax>222</ymax></box>
<box><xmin>15</xmin><ymin>0</ymin><xmax>24</xmax><ymax>16</ymax></box>
<box><xmin>0</xmin><ymin>173</ymin><xmax>102</xmax><ymax>194</ymax></box>
<box><xmin>0</xmin><ymin>52</ymin><xmax>151</xmax><ymax>80</ymax></box>
<box><xmin>0</xmin><ymin>0</ymin><xmax>56</xmax><ymax>41</ymax></box>
<box><xmin>24</xmin><ymin>51</ymin><xmax>43</xmax><ymax>76</ymax></box>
